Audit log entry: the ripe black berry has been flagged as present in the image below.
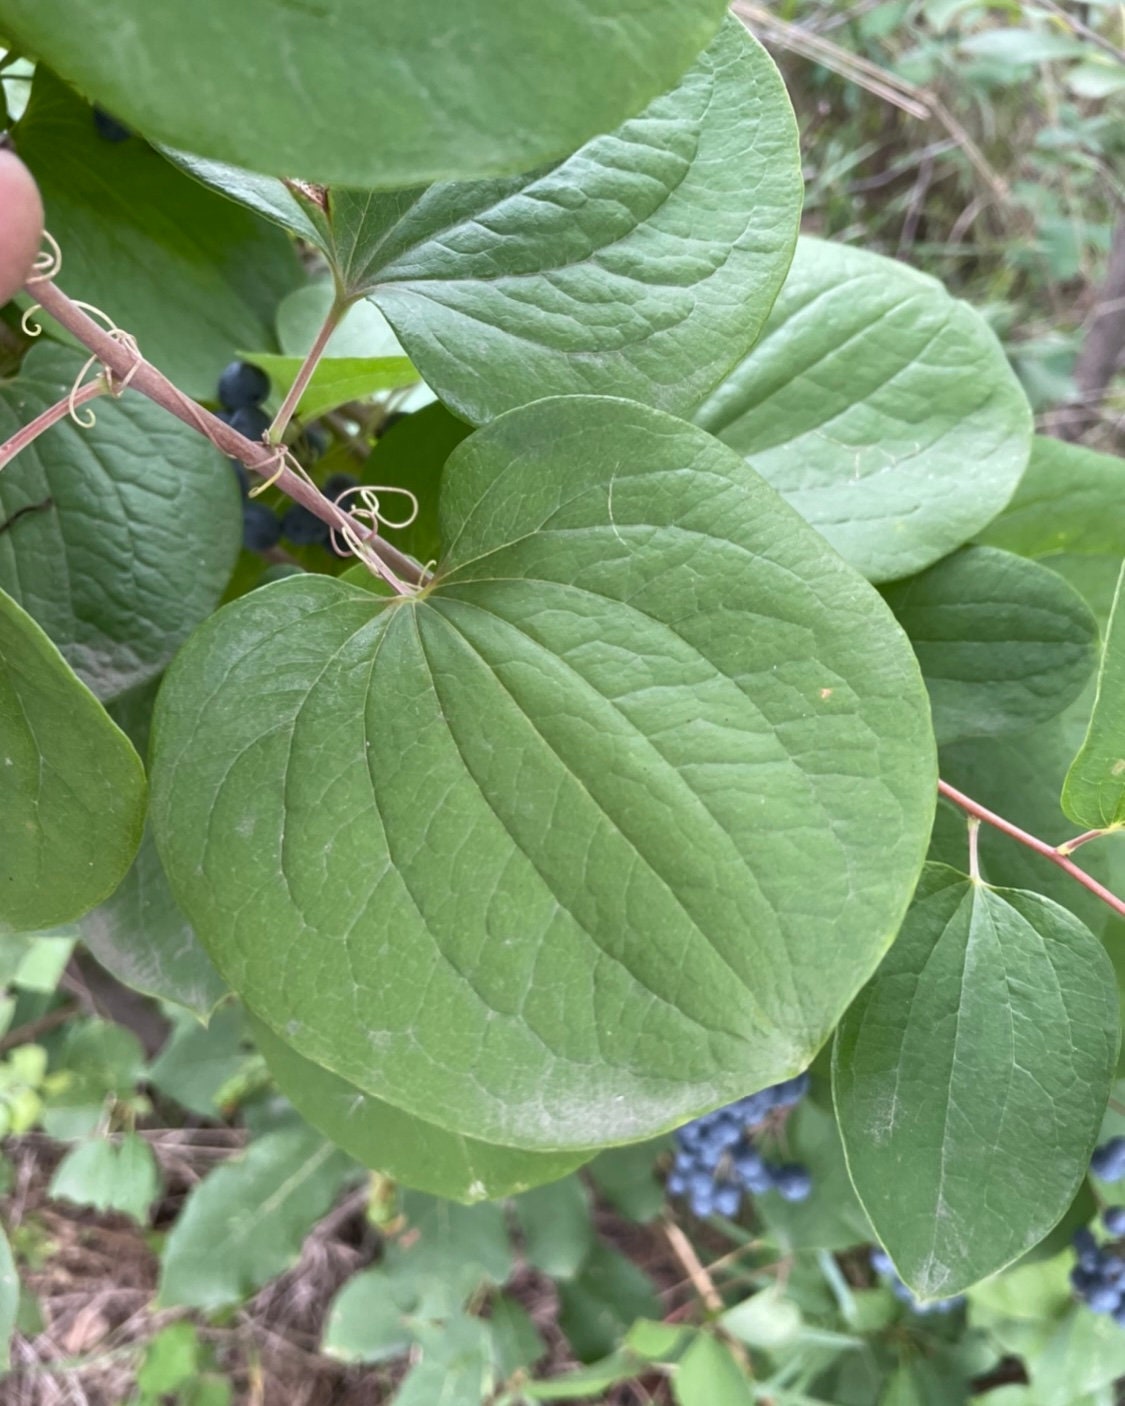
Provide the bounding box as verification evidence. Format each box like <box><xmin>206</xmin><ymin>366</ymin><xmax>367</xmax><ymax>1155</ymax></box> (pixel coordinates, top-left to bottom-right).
<box><xmin>242</xmin><ymin>502</ymin><xmax>281</xmax><ymax>552</ymax></box>
<box><xmin>92</xmin><ymin>108</ymin><xmax>132</xmax><ymax>142</ymax></box>
<box><xmin>280</xmin><ymin>502</ymin><xmax>330</xmax><ymax>547</ymax></box>
<box><xmin>218</xmin><ymin>362</ymin><xmax>271</xmax><ymax>413</ymax></box>
<box><xmin>230</xmin><ymin>406</ymin><xmax>271</xmax><ymax>442</ymax></box>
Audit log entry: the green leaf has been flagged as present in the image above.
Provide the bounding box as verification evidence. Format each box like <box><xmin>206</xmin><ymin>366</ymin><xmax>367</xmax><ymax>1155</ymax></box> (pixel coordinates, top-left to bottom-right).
<box><xmin>0</xmin><ymin>589</ymin><xmax>144</xmax><ymax>935</ymax></box>
<box><xmin>158</xmin><ymin>1124</ymin><xmax>355</xmax><ymax>1309</ymax></box>
<box><xmin>882</xmin><ymin>546</ymin><xmax>1098</xmax><ymax>746</ymax></box>
<box><xmin>1063</xmin><ymin>562</ymin><xmax>1125</xmax><ymax>828</ymax></box>
<box><xmin>558</xmin><ymin>1243</ymin><xmax>661</xmax><ymax>1363</ymax></box>
<box><xmin>250</xmin><ymin>1014</ymin><xmax>589</xmax><ymax>1201</ymax></box>
<box><xmin>15</xmin><ymin>70</ymin><xmax>300</xmax><ymax>400</ymax></box>
<box><xmin>488</xmin><ymin>1294</ymin><xmax>546</xmax><ymax>1378</ymax></box>
<box><xmin>514</xmin><ymin>1177</ymin><xmax>594</xmax><ymax>1280</ymax></box>
<box><xmin>276</xmin><ymin>283</ymin><xmax>405</xmax><ymax>360</ymax></box>
<box><xmin>692</xmin><ymin>237</ymin><xmax>1032</xmax><ymax>582</ymax></box>
<box><xmin>242</xmin><ymin>352</ymin><xmax>418</xmax><ymax>422</ymax></box>
<box><xmin>756</xmin><ymin>1097</ymin><xmax>872</xmax><ymax>1252</ymax></box>
<box><xmin>81</xmin><ymin>680</ymin><xmax>227</xmax><ymax>1020</ymax></box>
<box><xmin>522</xmin><ymin>1352</ymin><xmax>639</xmax><ymax>1400</ymax></box>
<box><xmin>1</xmin><ymin>0</ymin><xmax>729</xmax><ymax>188</ymax></box>
<box><xmin>585</xmin><ymin>1140</ymin><xmax>670</xmax><ymax>1223</ymax></box>
<box><xmin>322</xmin><ymin>1267</ymin><xmax>418</xmax><ymax>1365</ymax></box>
<box><xmin>392</xmin><ymin>1317</ymin><xmax>496</xmax><ymax>1406</ymax></box>
<box><xmin>721</xmin><ymin>1286</ymin><xmax>802</xmax><ymax>1349</ymax></box>
<box><xmin>1025</xmin><ymin>1302</ymin><xmax>1125</xmax><ymax>1406</ymax></box>
<box><xmin>148</xmin><ymin>1005</ymin><xmax>248</xmax><ymax>1117</ymax></box>
<box><xmin>833</xmin><ymin>865</ymin><xmax>1118</xmax><ymax>1298</ymax></box>
<box><xmin>0</xmin><ymin>1223</ymin><xmax>15</xmax><ymax>1373</ymax></box>
<box><xmin>40</xmin><ymin>1018</ymin><xmax>146</xmax><ymax>1139</ymax></box>
<box><xmin>673</xmin><ymin>1334</ymin><xmax>754</xmax><ymax>1406</ymax></box>
<box><xmin>960</xmin><ymin>27</ymin><xmax>1087</xmax><ymax>64</ymax></box>
<box><xmin>173</xmin><ymin>22</ymin><xmax>801</xmax><ymax>426</ymax></box>
<box><xmin>0</xmin><ymin>344</ymin><xmax>242</xmax><ymax>699</ymax></box>
<box><xmin>48</xmin><ymin>1133</ymin><xmax>160</xmax><ymax>1221</ymax></box>
<box><xmin>363</xmin><ymin>403</ymin><xmax>473</xmax><ymax>569</ymax></box>
<box><xmin>150</xmin><ymin>395</ymin><xmax>936</xmax><ymax>1152</ymax></box>
<box><xmin>136</xmin><ymin>1323</ymin><xmax>203</xmax><ymax>1399</ymax></box>
<box><xmin>978</xmin><ymin>437</ymin><xmax>1125</xmax><ymax>560</ymax></box>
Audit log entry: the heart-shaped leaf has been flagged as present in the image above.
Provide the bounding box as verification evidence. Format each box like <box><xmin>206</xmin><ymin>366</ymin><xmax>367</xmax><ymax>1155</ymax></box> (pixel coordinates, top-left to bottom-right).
<box><xmin>172</xmin><ymin>20</ymin><xmax>802</xmax><ymax>426</ymax></box>
<box><xmin>150</xmin><ymin>396</ymin><xmax>936</xmax><ymax>1150</ymax></box>
<box><xmin>691</xmin><ymin>237</ymin><xmax>1032</xmax><ymax>582</ymax></box>
<box><xmin>16</xmin><ymin>70</ymin><xmax>301</xmax><ymax>400</ymax></box>
<box><xmin>250</xmin><ymin>1015</ymin><xmax>589</xmax><ymax>1202</ymax></box>
<box><xmin>0</xmin><ymin>0</ymin><xmax>727</xmax><ymax>188</ymax></box>
<box><xmin>0</xmin><ymin>344</ymin><xmax>242</xmax><ymax>699</ymax></box>
<box><xmin>834</xmin><ymin>865</ymin><xmax>1118</xmax><ymax>1299</ymax></box>
<box><xmin>0</xmin><ymin>587</ymin><xmax>145</xmax><ymax>934</ymax></box>
<box><xmin>883</xmin><ymin>546</ymin><xmax>1098</xmax><ymax>746</ymax></box>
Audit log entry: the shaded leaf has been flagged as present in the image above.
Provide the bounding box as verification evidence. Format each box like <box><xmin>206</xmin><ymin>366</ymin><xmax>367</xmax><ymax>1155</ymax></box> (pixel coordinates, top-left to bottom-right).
<box><xmin>2</xmin><ymin>0</ymin><xmax>729</xmax><ymax>188</ymax></box>
<box><xmin>158</xmin><ymin>1124</ymin><xmax>355</xmax><ymax>1309</ymax></box>
<box><xmin>834</xmin><ymin>866</ymin><xmax>1118</xmax><ymax>1298</ymax></box>
<box><xmin>243</xmin><ymin>352</ymin><xmax>418</xmax><ymax>421</ymax></box>
<box><xmin>0</xmin><ymin>344</ymin><xmax>241</xmax><ymax>699</ymax></box>
<box><xmin>363</xmin><ymin>402</ymin><xmax>472</xmax><ymax>568</ymax></box>
<box><xmin>0</xmin><ymin>589</ymin><xmax>144</xmax><ymax>935</ymax></box>
<box><xmin>692</xmin><ymin>237</ymin><xmax>1032</xmax><ymax>582</ymax></box>
<box><xmin>673</xmin><ymin>1334</ymin><xmax>754</xmax><ymax>1406</ymax></box>
<box><xmin>16</xmin><ymin>70</ymin><xmax>300</xmax><ymax>399</ymax></box>
<box><xmin>558</xmin><ymin>1243</ymin><xmax>661</xmax><ymax>1363</ymax></box>
<box><xmin>148</xmin><ymin>1006</ymin><xmax>248</xmax><ymax>1116</ymax></box>
<box><xmin>40</xmin><ymin>1018</ymin><xmax>145</xmax><ymax>1139</ymax></box>
<box><xmin>882</xmin><ymin>546</ymin><xmax>1097</xmax><ymax>745</ymax></box>
<box><xmin>49</xmin><ymin>1133</ymin><xmax>160</xmax><ymax>1221</ymax></box>
<box><xmin>514</xmin><ymin>1177</ymin><xmax>594</xmax><ymax>1280</ymax></box>
<box><xmin>150</xmin><ymin>396</ymin><xmax>936</xmax><ymax>1150</ymax></box>
<box><xmin>251</xmin><ymin>1014</ymin><xmax>590</xmax><ymax>1202</ymax></box>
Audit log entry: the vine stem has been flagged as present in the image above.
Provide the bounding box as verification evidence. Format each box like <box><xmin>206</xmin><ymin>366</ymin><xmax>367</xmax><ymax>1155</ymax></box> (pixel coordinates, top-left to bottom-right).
<box><xmin>18</xmin><ymin>276</ymin><xmax>427</xmax><ymax>590</ymax></box>
<box><xmin>938</xmin><ymin>778</ymin><xmax>1125</xmax><ymax>920</ymax></box>
<box><xmin>267</xmin><ymin>298</ymin><xmax>344</xmax><ymax>441</ymax></box>
<box><xmin>0</xmin><ymin>379</ymin><xmax>105</xmax><ymax>472</ymax></box>
<box><xmin>1059</xmin><ymin>827</ymin><xmax>1117</xmax><ymax>856</ymax></box>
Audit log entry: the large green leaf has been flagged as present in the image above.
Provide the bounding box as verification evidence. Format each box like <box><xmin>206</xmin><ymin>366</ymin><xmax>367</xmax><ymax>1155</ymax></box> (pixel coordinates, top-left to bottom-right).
<box><xmin>0</xmin><ymin>0</ymin><xmax>729</xmax><ymax>187</ymax></box>
<box><xmin>833</xmin><ymin>865</ymin><xmax>1118</xmax><ymax>1298</ymax></box>
<box><xmin>978</xmin><ymin>436</ymin><xmax>1125</xmax><ymax>560</ymax></box>
<box><xmin>0</xmin><ymin>589</ymin><xmax>144</xmax><ymax>935</ymax></box>
<box><xmin>173</xmin><ymin>21</ymin><xmax>802</xmax><ymax>426</ymax></box>
<box><xmin>16</xmin><ymin>71</ymin><xmax>301</xmax><ymax>400</ymax></box>
<box><xmin>80</xmin><ymin>681</ymin><xmax>227</xmax><ymax>1020</ymax></box>
<box><xmin>882</xmin><ymin>546</ymin><xmax>1097</xmax><ymax>746</ymax></box>
<box><xmin>158</xmin><ymin>1124</ymin><xmax>355</xmax><ymax>1309</ymax></box>
<box><xmin>249</xmin><ymin>1014</ymin><xmax>590</xmax><ymax>1202</ymax></box>
<box><xmin>0</xmin><ymin>344</ymin><xmax>242</xmax><ymax>698</ymax></box>
<box><xmin>150</xmin><ymin>396</ymin><xmax>936</xmax><ymax>1151</ymax></box>
<box><xmin>691</xmin><ymin>238</ymin><xmax>1032</xmax><ymax>582</ymax></box>
<box><xmin>1063</xmin><ymin>562</ymin><xmax>1125</xmax><ymax>829</ymax></box>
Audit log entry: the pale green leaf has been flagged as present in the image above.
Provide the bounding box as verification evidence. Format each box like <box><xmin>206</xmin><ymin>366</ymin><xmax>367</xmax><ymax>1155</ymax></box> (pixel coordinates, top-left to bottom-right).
<box><xmin>0</xmin><ymin>590</ymin><xmax>144</xmax><ymax>935</ymax></box>
<box><xmin>1026</xmin><ymin>1302</ymin><xmax>1125</xmax><ymax>1406</ymax></box>
<box><xmin>40</xmin><ymin>1018</ymin><xmax>145</xmax><ymax>1139</ymax></box>
<box><xmin>882</xmin><ymin>546</ymin><xmax>1097</xmax><ymax>745</ymax></box>
<box><xmin>392</xmin><ymin>1318</ymin><xmax>495</xmax><ymax>1406</ymax></box>
<box><xmin>148</xmin><ymin>1006</ymin><xmax>248</xmax><ymax>1117</ymax></box>
<box><xmin>0</xmin><ymin>1224</ymin><xmax>15</xmax><ymax>1372</ymax></box>
<box><xmin>0</xmin><ymin>0</ymin><xmax>728</xmax><ymax>188</ymax></box>
<box><xmin>514</xmin><ymin>1177</ymin><xmax>594</xmax><ymax>1280</ymax></box>
<box><xmin>833</xmin><ymin>866</ymin><xmax>1118</xmax><ymax>1298</ymax></box>
<box><xmin>487</xmin><ymin>1294</ymin><xmax>545</xmax><ymax>1379</ymax></box>
<box><xmin>275</xmin><ymin>282</ymin><xmax>404</xmax><ymax>360</ymax></box>
<box><xmin>522</xmin><ymin>1353</ymin><xmax>638</xmax><ymax>1400</ymax></box>
<box><xmin>673</xmin><ymin>1334</ymin><xmax>754</xmax><ymax>1406</ymax></box>
<box><xmin>158</xmin><ymin>1124</ymin><xmax>355</xmax><ymax>1309</ymax></box>
<box><xmin>0</xmin><ymin>344</ymin><xmax>242</xmax><ymax>699</ymax></box>
<box><xmin>49</xmin><ymin>1133</ymin><xmax>160</xmax><ymax>1221</ymax></box>
<box><xmin>172</xmin><ymin>22</ymin><xmax>802</xmax><ymax>426</ymax></box>
<box><xmin>150</xmin><ymin>396</ymin><xmax>936</xmax><ymax>1150</ymax></box>
<box><xmin>756</xmin><ymin>1097</ymin><xmax>872</xmax><ymax>1252</ymax></box>
<box><xmin>242</xmin><ymin>352</ymin><xmax>418</xmax><ymax>421</ymax></box>
<box><xmin>1063</xmin><ymin>562</ymin><xmax>1125</xmax><ymax>828</ymax></box>
<box><xmin>978</xmin><ymin>437</ymin><xmax>1125</xmax><ymax>560</ymax></box>
<box><xmin>720</xmin><ymin>1287</ymin><xmax>802</xmax><ymax>1349</ymax></box>
<box><xmin>16</xmin><ymin>70</ymin><xmax>301</xmax><ymax>399</ymax></box>
<box><xmin>692</xmin><ymin>237</ymin><xmax>1032</xmax><ymax>582</ymax></box>
<box><xmin>250</xmin><ymin>1014</ymin><xmax>590</xmax><ymax>1202</ymax></box>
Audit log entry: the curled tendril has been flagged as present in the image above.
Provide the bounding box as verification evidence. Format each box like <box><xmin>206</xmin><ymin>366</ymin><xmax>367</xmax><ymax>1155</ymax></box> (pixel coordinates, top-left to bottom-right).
<box><xmin>26</xmin><ymin>230</ymin><xmax>62</xmax><ymax>283</ymax></box>
<box><xmin>327</xmin><ymin>485</ymin><xmax>421</xmax><ymax>595</ymax></box>
<box><xmin>67</xmin><ymin>355</ymin><xmax>102</xmax><ymax>428</ymax></box>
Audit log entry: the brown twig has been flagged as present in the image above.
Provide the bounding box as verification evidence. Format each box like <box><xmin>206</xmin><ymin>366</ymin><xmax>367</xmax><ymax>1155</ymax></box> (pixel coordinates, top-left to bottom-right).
<box><xmin>0</xmin><ymin>380</ymin><xmax>105</xmax><ymax>472</ymax></box>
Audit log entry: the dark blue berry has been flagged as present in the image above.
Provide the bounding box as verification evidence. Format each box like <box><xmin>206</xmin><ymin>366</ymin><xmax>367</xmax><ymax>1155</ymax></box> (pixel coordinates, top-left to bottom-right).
<box><xmin>324</xmin><ymin>472</ymin><xmax>360</xmax><ymax>503</ymax></box>
<box><xmin>230</xmin><ymin>460</ymin><xmax>250</xmax><ymax>498</ymax></box>
<box><xmin>714</xmin><ymin>1183</ymin><xmax>741</xmax><ymax>1218</ymax></box>
<box><xmin>219</xmin><ymin>362</ymin><xmax>271</xmax><ymax>414</ymax></box>
<box><xmin>1091</xmin><ymin>1138</ymin><xmax>1125</xmax><ymax>1182</ymax></box>
<box><xmin>280</xmin><ymin>502</ymin><xmax>330</xmax><ymax>547</ymax></box>
<box><xmin>242</xmin><ymin>502</ymin><xmax>281</xmax><ymax>552</ymax></box>
<box><xmin>771</xmin><ymin>1073</ymin><xmax>811</xmax><ymax>1109</ymax></box>
<box><xmin>93</xmin><ymin>108</ymin><xmax>132</xmax><ymax>142</ymax></box>
<box><xmin>1104</xmin><ymin>1206</ymin><xmax>1125</xmax><ymax>1237</ymax></box>
<box><xmin>773</xmin><ymin>1164</ymin><xmax>813</xmax><ymax>1203</ymax></box>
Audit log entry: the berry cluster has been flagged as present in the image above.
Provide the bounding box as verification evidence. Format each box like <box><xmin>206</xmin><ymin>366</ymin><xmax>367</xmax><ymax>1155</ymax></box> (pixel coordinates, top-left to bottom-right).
<box><xmin>869</xmin><ymin>1248</ymin><xmax>964</xmax><ymax>1316</ymax></box>
<box><xmin>666</xmin><ymin>1074</ymin><xmax>813</xmax><ymax>1219</ymax></box>
<box><xmin>1070</xmin><ymin>1137</ymin><xmax>1125</xmax><ymax>1325</ymax></box>
<box><xmin>213</xmin><ymin>361</ymin><xmax>357</xmax><ymax>554</ymax></box>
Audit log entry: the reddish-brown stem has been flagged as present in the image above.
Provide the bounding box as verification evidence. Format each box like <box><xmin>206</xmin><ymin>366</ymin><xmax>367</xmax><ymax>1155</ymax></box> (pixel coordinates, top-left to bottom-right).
<box><xmin>268</xmin><ymin>298</ymin><xmax>344</xmax><ymax>441</ymax></box>
<box><xmin>938</xmin><ymin>778</ymin><xmax>1125</xmax><ymax>920</ymax></box>
<box><xmin>1059</xmin><ymin>828</ymin><xmax>1117</xmax><ymax>856</ymax></box>
<box><xmin>21</xmin><ymin>277</ymin><xmax>427</xmax><ymax>590</ymax></box>
<box><xmin>0</xmin><ymin>379</ymin><xmax>105</xmax><ymax>472</ymax></box>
